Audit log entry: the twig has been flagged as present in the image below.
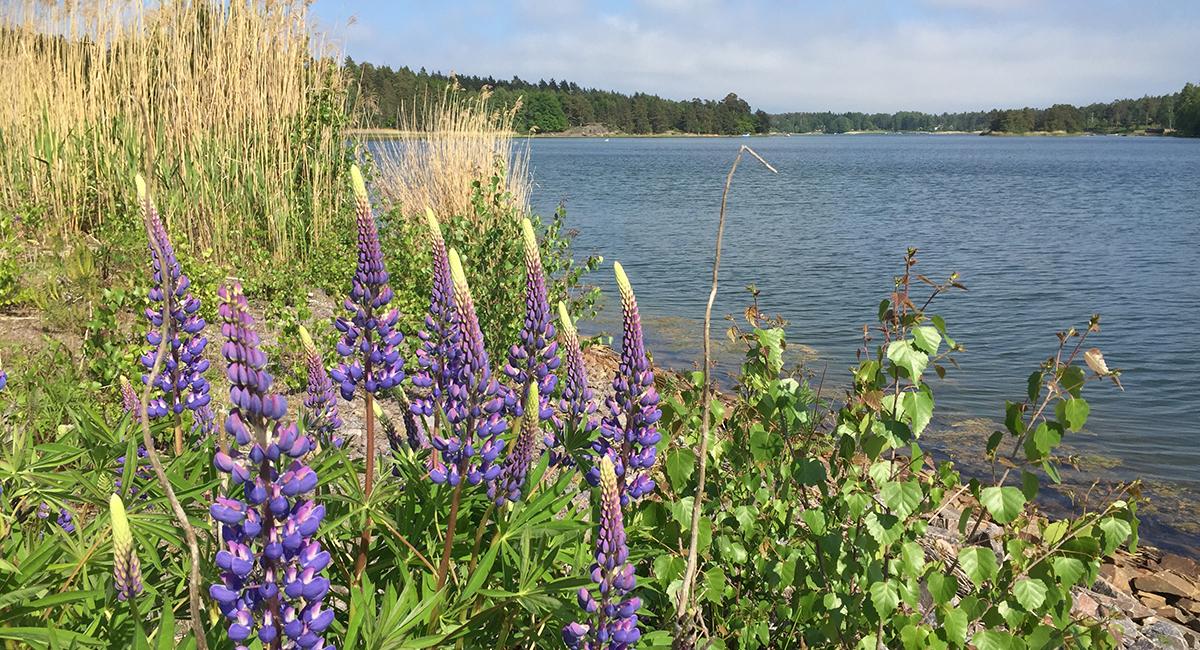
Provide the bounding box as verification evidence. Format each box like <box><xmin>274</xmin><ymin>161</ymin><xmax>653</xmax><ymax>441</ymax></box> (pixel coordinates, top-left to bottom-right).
<box><xmin>139</xmin><ymin>196</ymin><xmax>209</xmax><ymax>650</ymax></box>
<box><xmin>674</xmin><ymin>145</ymin><xmax>777</xmax><ymax>647</ymax></box>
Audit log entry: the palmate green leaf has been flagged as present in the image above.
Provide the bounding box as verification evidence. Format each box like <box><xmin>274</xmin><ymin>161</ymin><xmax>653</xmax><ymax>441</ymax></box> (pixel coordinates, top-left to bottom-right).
<box><xmin>958</xmin><ymin>546</ymin><xmax>998</xmax><ymax>586</ymax></box>
<box><xmin>1013</xmin><ymin>578</ymin><xmax>1048</xmax><ymax>611</ymax></box>
<box><xmin>979</xmin><ymin>486</ymin><xmax>1025</xmax><ymax>525</ymax></box>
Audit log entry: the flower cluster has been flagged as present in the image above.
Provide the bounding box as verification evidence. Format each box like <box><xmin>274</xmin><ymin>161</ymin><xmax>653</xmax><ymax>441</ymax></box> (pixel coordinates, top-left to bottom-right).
<box><xmin>331</xmin><ymin>166</ymin><xmax>404</xmax><ymax>400</ymax></box>
<box><xmin>503</xmin><ymin>218</ymin><xmax>559</xmax><ymax>419</ymax></box>
<box><xmin>299</xmin><ymin>327</ymin><xmax>343</xmax><ymax>449</ymax></box>
<box><xmin>552</xmin><ymin>303</ymin><xmax>598</xmax><ymax>467</ymax></box>
<box><xmin>411</xmin><ymin>209</ymin><xmax>460</xmax><ymax>427</ymax></box>
<box><xmin>135</xmin><ymin>176</ymin><xmax>211</xmax><ymax>427</ymax></box>
<box><xmin>563</xmin><ymin>455</ymin><xmax>641</xmax><ymax>649</ymax></box>
<box><xmin>426</xmin><ymin>250</ymin><xmax>507</xmax><ymax>487</ymax></box>
<box><xmin>0</xmin><ymin>368</ymin><xmax>7</xmax><ymax>391</ymax></box>
<box><xmin>591</xmin><ymin>264</ymin><xmax>661</xmax><ymax>504</ymax></box>
<box><xmin>110</xmin><ymin>493</ymin><xmax>144</xmax><ymax>602</ymax></box>
<box><xmin>490</xmin><ymin>384</ymin><xmax>541</xmax><ymax>506</ymax></box>
<box><xmin>209</xmin><ymin>283</ymin><xmax>332</xmax><ymax>649</ymax></box>
<box><xmin>57</xmin><ymin>508</ymin><xmax>75</xmax><ymax>534</ymax></box>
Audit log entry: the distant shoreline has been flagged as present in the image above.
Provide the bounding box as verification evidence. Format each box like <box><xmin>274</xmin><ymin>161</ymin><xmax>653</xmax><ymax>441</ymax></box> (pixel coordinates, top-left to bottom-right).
<box><xmin>346</xmin><ymin>128</ymin><xmax>1183</xmax><ymax>139</ymax></box>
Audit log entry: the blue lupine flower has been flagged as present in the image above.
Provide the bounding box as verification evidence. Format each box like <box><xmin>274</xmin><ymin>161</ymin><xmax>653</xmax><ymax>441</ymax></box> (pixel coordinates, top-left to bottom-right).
<box><xmin>330</xmin><ymin>166</ymin><xmax>404</xmax><ymax>400</ymax></box>
<box><xmin>299</xmin><ymin>326</ymin><xmax>343</xmax><ymax>449</ymax></box>
<box><xmin>503</xmin><ymin>218</ymin><xmax>560</xmax><ymax>419</ymax></box>
<box><xmin>590</xmin><ymin>263</ymin><xmax>661</xmax><ymax>504</ymax></box>
<box><xmin>134</xmin><ymin>176</ymin><xmax>210</xmax><ymax>438</ymax></box>
<box><xmin>426</xmin><ymin>249</ymin><xmax>506</xmax><ymax>487</ymax></box>
<box><xmin>490</xmin><ymin>384</ymin><xmax>541</xmax><ymax>506</ymax></box>
<box><xmin>551</xmin><ymin>303</ymin><xmax>598</xmax><ymax>468</ymax></box>
<box><xmin>564</xmin><ymin>455</ymin><xmax>641</xmax><ymax>649</ymax></box>
<box><xmin>209</xmin><ymin>283</ymin><xmax>331</xmax><ymax>649</ymax></box>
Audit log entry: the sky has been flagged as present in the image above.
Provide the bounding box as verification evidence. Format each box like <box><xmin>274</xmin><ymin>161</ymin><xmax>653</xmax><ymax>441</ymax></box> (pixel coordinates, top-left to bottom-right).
<box><xmin>310</xmin><ymin>1</ymin><xmax>1200</xmax><ymax>114</ymax></box>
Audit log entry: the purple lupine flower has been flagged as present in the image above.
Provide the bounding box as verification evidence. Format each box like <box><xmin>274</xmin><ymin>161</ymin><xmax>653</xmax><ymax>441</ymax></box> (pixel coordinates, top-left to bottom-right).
<box><xmin>551</xmin><ymin>303</ymin><xmax>598</xmax><ymax>468</ymax></box>
<box><xmin>110</xmin><ymin>494</ymin><xmax>144</xmax><ymax>602</ymax></box>
<box><xmin>330</xmin><ymin>166</ymin><xmax>404</xmax><ymax>400</ymax></box>
<box><xmin>426</xmin><ymin>249</ymin><xmax>507</xmax><ymax>487</ymax></box>
<box><xmin>590</xmin><ymin>263</ymin><xmax>661</xmax><ymax>504</ymax></box>
<box><xmin>490</xmin><ymin>384</ymin><xmax>541</xmax><ymax>506</ymax></box>
<box><xmin>0</xmin><ymin>368</ymin><xmax>7</xmax><ymax>392</ymax></box>
<box><xmin>564</xmin><ymin>455</ymin><xmax>641</xmax><ymax>649</ymax></box>
<box><xmin>503</xmin><ymin>218</ymin><xmax>560</xmax><ymax>419</ymax></box>
<box><xmin>299</xmin><ymin>326</ymin><xmax>343</xmax><ymax>449</ymax></box>
<box><xmin>209</xmin><ymin>283</ymin><xmax>331</xmax><ymax>649</ymax></box>
<box><xmin>37</xmin><ymin>502</ymin><xmax>49</xmax><ymax>519</ymax></box>
<box><xmin>57</xmin><ymin>508</ymin><xmax>75</xmax><ymax>533</ymax></box>
<box><xmin>134</xmin><ymin>176</ymin><xmax>211</xmax><ymax>435</ymax></box>
<box><xmin>411</xmin><ymin>209</ymin><xmax>459</xmax><ymax>424</ymax></box>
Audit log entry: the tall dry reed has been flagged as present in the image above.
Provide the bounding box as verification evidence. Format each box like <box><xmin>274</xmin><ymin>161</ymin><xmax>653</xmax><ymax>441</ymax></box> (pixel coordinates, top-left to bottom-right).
<box><xmin>0</xmin><ymin>0</ymin><xmax>351</xmax><ymax>259</ymax></box>
<box><xmin>372</xmin><ymin>85</ymin><xmax>532</xmax><ymax>221</ymax></box>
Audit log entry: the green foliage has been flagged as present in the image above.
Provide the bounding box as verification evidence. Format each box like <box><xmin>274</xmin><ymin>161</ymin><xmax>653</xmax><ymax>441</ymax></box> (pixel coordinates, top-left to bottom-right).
<box><xmin>654</xmin><ymin>250</ymin><xmax>1136</xmax><ymax>648</ymax></box>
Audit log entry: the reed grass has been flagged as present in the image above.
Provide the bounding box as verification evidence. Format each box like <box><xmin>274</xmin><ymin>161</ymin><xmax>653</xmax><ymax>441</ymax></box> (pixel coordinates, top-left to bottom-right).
<box><xmin>372</xmin><ymin>85</ymin><xmax>532</xmax><ymax>221</ymax></box>
<box><xmin>0</xmin><ymin>0</ymin><xmax>352</xmax><ymax>260</ymax></box>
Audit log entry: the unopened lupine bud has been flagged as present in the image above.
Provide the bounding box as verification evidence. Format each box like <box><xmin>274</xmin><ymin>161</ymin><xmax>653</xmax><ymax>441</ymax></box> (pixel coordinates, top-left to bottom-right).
<box><xmin>591</xmin><ymin>263</ymin><xmax>661</xmax><ymax>504</ymax></box>
<box><xmin>331</xmin><ymin>165</ymin><xmax>404</xmax><ymax>400</ymax></box>
<box><xmin>110</xmin><ymin>493</ymin><xmax>143</xmax><ymax>601</ymax></box>
<box><xmin>490</xmin><ymin>384</ymin><xmax>541</xmax><ymax>506</ymax></box>
<box><xmin>135</xmin><ymin>175</ymin><xmax>210</xmax><ymax>435</ymax></box>
<box><xmin>564</xmin><ymin>455</ymin><xmax>640</xmax><ymax>649</ymax></box>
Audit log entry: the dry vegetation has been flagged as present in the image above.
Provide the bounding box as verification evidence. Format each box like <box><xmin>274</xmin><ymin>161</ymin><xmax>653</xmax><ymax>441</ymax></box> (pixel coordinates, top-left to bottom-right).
<box><xmin>371</xmin><ymin>85</ymin><xmax>532</xmax><ymax>220</ymax></box>
<box><xmin>0</xmin><ymin>0</ymin><xmax>351</xmax><ymax>259</ymax></box>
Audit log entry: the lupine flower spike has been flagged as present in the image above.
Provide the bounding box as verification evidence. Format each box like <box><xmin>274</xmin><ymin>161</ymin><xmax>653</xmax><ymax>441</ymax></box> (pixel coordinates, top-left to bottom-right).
<box><xmin>115</xmin><ymin>377</ymin><xmax>152</xmax><ymax>499</ymax></box>
<box><xmin>209</xmin><ymin>283</ymin><xmax>332</xmax><ymax>649</ymax></box>
<box><xmin>135</xmin><ymin>175</ymin><xmax>210</xmax><ymax>454</ymax></box>
<box><xmin>504</xmin><ymin>218</ymin><xmax>560</xmax><ymax>418</ymax></box>
<box><xmin>427</xmin><ymin>249</ymin><xmax>507</xmax><ymax>487</ymax></box>
<box><xmin>0</xmin><ymin>367</ymin><xmax>7</xmax><ymax>392</ymax></box>
<box><xmin>299</xmin><ymin>326</ymin><xmax>343</xmax><ymax>450</ymax></box>
<box><xmin>490</xmin><ymin>384</ymin><xmax>541</xmax><ymax>506</ymax></box>
<box><xmin>411</xmin><ymin>208</ymin><xmax>460</xmax><ymax>482</ymax></box>
<box><xmin>552</xmin><ymin>302</ymin><xmax>598</xmax><ymax>467</ymax></box>
<box><xmin>563</xmin><ymin>455</ymin><xmax>641</xmax><ymax>649</ymax></box>
<box><xmin>331</xmin><ymin>165</ymin><xmax>405</xmax><ymax>400</ymax></box>
<box><xmin>591</xmin><ymin>263</ymin><xmax>661</xmax><ymax>504</ymax></box>
<box><xmin>110</xmin><ymin>493</ymin><xmax>144</xmax><ymax>601</ymax></box>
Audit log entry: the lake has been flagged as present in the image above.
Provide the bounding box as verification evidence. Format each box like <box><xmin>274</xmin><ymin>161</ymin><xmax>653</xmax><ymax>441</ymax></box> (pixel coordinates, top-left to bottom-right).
<box><xmin>525</xmin><ymin>134</ymin><xmax>1200</xmax><ymax>553</ymax></box>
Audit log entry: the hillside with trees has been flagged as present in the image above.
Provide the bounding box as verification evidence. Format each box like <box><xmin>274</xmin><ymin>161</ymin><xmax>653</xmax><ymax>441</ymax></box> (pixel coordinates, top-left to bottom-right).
<box><xmin>344</xmin><ymin>58</ymin><xmax>1200</xmax><ymax>137</ymax></box>
<box><xmin>344</xmin><ymin>58</ymin><xmax>767</xmax><ymax>135</ymax></box>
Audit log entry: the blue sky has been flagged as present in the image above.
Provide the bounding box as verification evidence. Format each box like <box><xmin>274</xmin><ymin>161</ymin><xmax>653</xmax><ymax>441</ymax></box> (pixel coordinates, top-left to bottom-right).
<box><xmin>311</xmin><ymin>1</ymin><xmax>1200</xmax><ymax>113</ymax></box>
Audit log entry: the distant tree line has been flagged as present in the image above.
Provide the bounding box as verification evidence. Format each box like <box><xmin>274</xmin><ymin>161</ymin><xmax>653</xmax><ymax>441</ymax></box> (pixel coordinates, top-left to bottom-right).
<box><xmin>343</xmin><ymin>56</ymin><xmax>1200</xmax><ymax>138</ymax></box>
<box><xmin>771</xmin><ymin>82</ymin><xmax>1200</xmax><ymax>136</ymax></box>
<box><xmin>344</xmin><ymin>58</ymin><xmax>768</xmax><ymax>135</ymax></box>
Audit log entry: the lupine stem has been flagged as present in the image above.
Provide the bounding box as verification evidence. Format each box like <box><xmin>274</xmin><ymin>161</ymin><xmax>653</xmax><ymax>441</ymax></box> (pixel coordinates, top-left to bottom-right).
<box><xmin>429</xmin><ymin>466</ymin><xmax>466</xmax><ymax>634</ymax></box>
<box><xmin>354</xmin><ymin>389</ymin><xmax>377</xmax><ymax>580</ymax></box>
<box><xmin>138</xmin><ymin>204</ymin><xmax>208</xmax><ymax>650</ymax></box>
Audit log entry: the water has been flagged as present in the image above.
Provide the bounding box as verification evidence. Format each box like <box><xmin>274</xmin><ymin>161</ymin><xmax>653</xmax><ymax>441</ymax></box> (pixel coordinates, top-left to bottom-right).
<box><xmin>525</xmin><ymin>134</ymin><xmax>1200</xmax><ymax>552</ymax></box>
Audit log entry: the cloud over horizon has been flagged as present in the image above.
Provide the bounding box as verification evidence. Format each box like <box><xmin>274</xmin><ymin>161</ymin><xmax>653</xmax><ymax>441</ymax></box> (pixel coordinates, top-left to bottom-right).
<box><xmin>313</xmin><ymin>1</ymin><xmax>1200</xmax><ymax>114</ymax></box>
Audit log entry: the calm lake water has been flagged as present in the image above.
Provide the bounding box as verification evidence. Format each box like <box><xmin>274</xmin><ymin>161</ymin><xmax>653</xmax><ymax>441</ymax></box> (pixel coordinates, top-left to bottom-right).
<box><xmin>524</xmin><ymin>134</ymin><xmax>1200</xmax><ymax>552</ymax></box>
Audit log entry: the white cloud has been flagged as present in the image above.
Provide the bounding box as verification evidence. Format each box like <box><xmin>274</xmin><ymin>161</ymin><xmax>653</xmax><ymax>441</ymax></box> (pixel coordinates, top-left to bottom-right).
<box><xmin>318</xmin><ymin>1</ymin><xmax>1200</xmax><ymax>113</ymax></box>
